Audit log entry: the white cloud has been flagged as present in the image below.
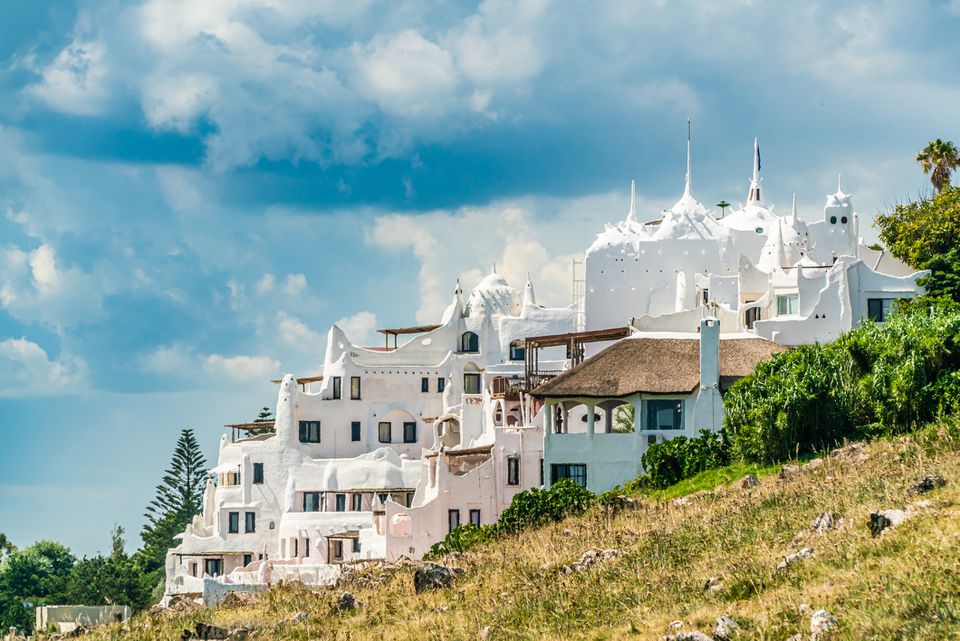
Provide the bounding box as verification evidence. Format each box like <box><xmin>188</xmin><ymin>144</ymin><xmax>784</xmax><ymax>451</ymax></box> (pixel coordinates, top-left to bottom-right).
<box><xmin>281</xmin><ymin>274</ymin><xmax>307</xmax><ymax>296</ymax></box>
<box><xmin>25</xmin><ymin>40</ymin><xmax>110</xmax><ymax>116</ymax></box>
<box><xmin>276</xmin><ymin>311</ymin><xmax>325</xmax><ymax>347</ymax></box>
<box><xmin>335</xmin><ymin>310</ymin><xmax>378</xmax><ymax>346</ymax></box>
<box><xmin>0</xmin><ymin>338</ymin><xmax>88</xmax><ymax>397</ymax></box>
<box><xmin>255</xmin><ymin>273</ymin><xmax>276</xmax><ymax>295</ymax></box>
<box><xmin>203</xmin><ymin>354</ymin><xmax>280</xmax><ymax>381</ymax></box>
<box><xmin>142</xmin><ymin>343</ymin><xmax>280</xmax><ymax>382</ymax></box>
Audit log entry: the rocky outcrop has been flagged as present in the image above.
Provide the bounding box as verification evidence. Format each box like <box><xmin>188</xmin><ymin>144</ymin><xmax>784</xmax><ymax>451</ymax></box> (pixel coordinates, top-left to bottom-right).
<box><xmin>413</xmin><ymin>562</ymin><xmax>464</xmax><ymax>593</ymax></box>
<box><xmin>559</xmin><ymin>549</ymin><xmax>622</xmax><ymax>574</ymax></box>
<box><xmin>810</xmin><ymin>609</ymin><xmax>837</xmax><ymax>640</ymax></box>
<box><xmin>713</xmin><ymin>614</ymin><xmax>738</xmax><ymax>641</ymax></box>
<box><xmin>776</xmin><ymin>547</ymin><xmax>814</xmax><ymax>571</ymax></box>
<box><xmin>910</xmin><ymin>474</ymin><xmax>946</xmax><ymax>495</ymax></box>
<box><xmin>869</xmin><ymin>509</ymin><xmax>910</xmax><ymax>537</ymax></box>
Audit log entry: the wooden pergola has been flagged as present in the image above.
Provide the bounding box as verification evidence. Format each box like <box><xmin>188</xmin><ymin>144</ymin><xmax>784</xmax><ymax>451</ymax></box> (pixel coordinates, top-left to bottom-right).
<box><xmin>522</xmin><ymin>326</ymin><xmax>632</xmax><ymax>391</ymax></box>
<box><xmin>376</xmin><ymin>324</ymin><xmax>441</xmax><ymax>350</ymax></box>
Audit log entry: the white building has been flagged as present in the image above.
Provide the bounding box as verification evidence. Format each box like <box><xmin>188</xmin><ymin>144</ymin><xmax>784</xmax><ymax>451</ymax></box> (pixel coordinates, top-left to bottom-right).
<box><xmin>165</xmin><ymin>132</ymin><xmax>926</xmax><ymax>600</ymax></box>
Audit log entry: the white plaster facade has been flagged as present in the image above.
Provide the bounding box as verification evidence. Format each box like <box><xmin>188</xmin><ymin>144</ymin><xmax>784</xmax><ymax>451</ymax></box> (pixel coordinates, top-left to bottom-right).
<box><xmin>166</xmin><ymin>133</ymin><xmax>927</xmax><ymax>600</ymax></box>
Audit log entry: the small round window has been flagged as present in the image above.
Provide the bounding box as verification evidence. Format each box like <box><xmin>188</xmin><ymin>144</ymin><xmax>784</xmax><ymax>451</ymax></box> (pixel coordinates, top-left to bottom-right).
<box><xmin>755</xmin><ymin>227</ymin><xmax>764</xmax><ymax>234</ymax></box>
<box><xmin>840</xmin><ymin>216</ymin><xmax>848</xmax><ymax>224</ymax></box>
<box><xmin>829</xmin><ymin>215</ymin><xmax>838</xmax><ymax>224</ymax></box>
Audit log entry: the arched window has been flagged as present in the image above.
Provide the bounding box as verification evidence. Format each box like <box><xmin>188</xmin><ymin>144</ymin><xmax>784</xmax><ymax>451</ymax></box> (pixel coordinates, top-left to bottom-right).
<box><xmin>509</xmin><ymin>340</ymin><xmax>525</xmax><ymax>361</ymax></box>
<box><xmin>460</xmin><ymin>331</ymin><xmax>479</xmax><ymax>353</ymax></box>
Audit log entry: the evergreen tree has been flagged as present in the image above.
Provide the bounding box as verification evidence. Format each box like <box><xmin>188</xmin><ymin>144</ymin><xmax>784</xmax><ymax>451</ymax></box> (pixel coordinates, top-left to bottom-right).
<box><xmin>248</xmin><ymin>406</ymin><xmax>275</xmax><ymax>436</ymax></box>
<box><xmin>916</xmin><ymin>138</ymin><xmax>960</xmax><ymax>193</ymax></box>
<box><xmin>137</xmin><ymin>429</ymin><xmax>207</xmax><ymax>572</ymax></box>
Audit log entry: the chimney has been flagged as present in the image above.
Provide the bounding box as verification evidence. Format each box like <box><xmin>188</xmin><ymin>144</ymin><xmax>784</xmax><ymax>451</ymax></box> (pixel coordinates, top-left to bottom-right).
<box><xmin>699</xmin><ymin>316</ymin><xmax>720</xmax><ymax>389</ymax></box>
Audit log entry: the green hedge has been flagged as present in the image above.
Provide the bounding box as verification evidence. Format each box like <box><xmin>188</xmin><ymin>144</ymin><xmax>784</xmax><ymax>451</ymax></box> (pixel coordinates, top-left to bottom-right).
<box><xmin>640</xmin><ymin>429</ymin><xmax>730</xmax><ymax>489</ymax></box>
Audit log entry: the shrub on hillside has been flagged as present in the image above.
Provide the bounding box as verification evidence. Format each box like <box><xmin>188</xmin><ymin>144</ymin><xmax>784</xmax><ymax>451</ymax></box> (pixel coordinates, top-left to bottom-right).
<box><xmin>724</xmin><ymin>301</ymin><xmax>960</xmax><ymax>462</ymax></box>
<box><xmin>427</xmin><ymin>480</ymin><xmax>595</xmax><ymax>558</ymax></box>
<box><xmin>640</xmin><ymin>429</ymin><xmax>730</xmax><ymax>489</ymax></box>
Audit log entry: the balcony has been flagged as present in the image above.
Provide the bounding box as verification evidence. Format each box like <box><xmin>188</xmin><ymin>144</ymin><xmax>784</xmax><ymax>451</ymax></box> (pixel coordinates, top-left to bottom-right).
<box><xmin>491</xmin><ymin>377</ymin><xmax>522</xmax><ymax>401</ymax></box>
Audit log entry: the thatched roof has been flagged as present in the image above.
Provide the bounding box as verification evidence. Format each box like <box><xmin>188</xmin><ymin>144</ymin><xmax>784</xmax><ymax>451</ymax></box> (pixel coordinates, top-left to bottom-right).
<box><xmin>532</xmin><ymin>337</ymin><xmax>785</xmax><ymax>398</ymax></box>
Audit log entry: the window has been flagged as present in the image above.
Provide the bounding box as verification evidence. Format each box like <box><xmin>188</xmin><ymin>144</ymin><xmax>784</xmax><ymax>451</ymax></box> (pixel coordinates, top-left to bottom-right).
<box><xmin>378</xmin><ymin>421</ymin><xmax>391</xmax><ymax>443</ymax></box>
<box><xmin>509</xmin><ymin>341</ymin><xmax>525</xmax><ymax>361</ymax></box>
<box><xmin>777</xmin><ymin>294</ymin><xmax>799</xmax><ymax>316</ymax></box>
<box><xmin>350</xmin><ymin>376</ymin><xmax>361</xmax><ymax>400</ymax></box>
<box><xmin>539</xmin><ymin>459</ymin><xmax>544</xmax><ymax>486</ymax></box>
<box><xmin>645</xmin><ymin>399</ymin><xmax>683</xmax><ymax>430</ymax></box>
<box><xmin>841</xmin><ymin>216</ymin><xmax>848</xmax><ymax>224</ymax></box>
<box><xmin>830</xmin><ymin>215</ymin><xmax>838</xmax><ymax>224</ymax></box>
<box><xmin>335</xmin><ymin>494</ymin><xmax>346</xmax><ymax>512</ymax></box>
<box><xmin>421</xmin><ymin>377</ymin><xmax>430</xmax><ymax>393</ymax></box>
<box><xmin>351</xmin><ymin>494</ymin><xmax>363</xmax><ymax>511</ymax></box>
<box><xmin>190</xmin><ymin>562</ymin><xmax>198</xmax><ymax>577</ymax></box>
<box><xmin>702</xmin><ymin>289</ymin><xmax>710</xmax><ymax>305</ymax></box>
<box><xmin>245</xmin><ymin>512</ymin><xmax>256</xmax><ymax>533</ymax></box>
<box><xmin>304</xmin><ymin>538</ymin><xmax>310</xmax><ymax>557</ymax></box>
<box><xmin>406</xmin><ymin>492</ymin><xmax>415</xmax><ymax>507</ymax></box>
<box><xmin>292</xmin><ymin>538</ymin><xmax>298</xmax><ymax>558</ymax></box>
<box><xmin>228</xmin><ymin>512</ymin><xmax>239</xmax><ymax>533</ymax></box>
<box><xmin>469</xmin><ymin>509</ymin><xmax>481</xmax><ymax>527</ymax></box>
<box><xmin>352</xmin><ymin>539</ymin><xmax>361</xmax><ymax>554</ymax></box>
<box><xmin>331</xmin><ymin>540</ymin><xmax>343</xmax><ymax>562</ymax></box>
<box><xmin>204</xmin><ymin>558</ymin><xmax>222</xmax><ymax>577</ymax></box>
<box><xmin>253</xmin><ymin>463</ymin><xmax>264</xmax><ymax>484</ymax></box>
<box><xmin>403</xmin><ymin>421</ymin><xmax>417</xmax><ymax>443</ymax></box>
<box><xmin>868</xmin><ymin>298</ymin><xmax>897</xmax><ymax>322</ymax></box>
<box><xmin>463</xmin><ymin>372</ymin><xmax>482</xmax><ymax>395</ymax></box>
<box><xmin>242</xmin><ymin>554</ymin><xmax>253</xmax><ymax>567</ymax></box>
<box><xmin>551</xmin><ymin>463</ymin><xmax>587</xmax><ymax>488</ymax></box>
<box><xmin>332</xmin><ymin>376</ymin><xmax>342</xmax><ymax>399</ymax></box>
<box><xmin>299</xmin><ymin>420</ymin><xmax>321</xmax><ymax>443</ymax></box>
<box><xmin>448</xmin><ymin>509</ymin><xmax>461</xmax><ymax>533</ymax></box>
<box><xmin>460</xmin><ymin>331</ymin><xmax>479</xmax><ymax>353</ymax></box>
<box><xmin>303</xmin><ymin>491</ymin><xmax>321</xmax><ymax>512</ymax></box>
<box><xmin>437</xmin><ymin>377</ymin><xmax>446</xmax><ymax>393</ymax></box>
<box><xmin>744</xmin><ymin>306</ymin><xmax>761</xmax><ymax>330</ymax></box>
<box><xmin>506</xmin><ymin>456</ymin><xmax>520</xmax><ymax>486</ymax></box>
<box><xmin>351</xmin><ymin>421</ymin><xmax>362</xmax><ymax>442</ymax></box>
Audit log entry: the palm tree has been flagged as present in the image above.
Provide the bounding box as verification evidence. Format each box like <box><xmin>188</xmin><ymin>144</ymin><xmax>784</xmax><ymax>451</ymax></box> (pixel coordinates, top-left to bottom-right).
<box><xmin>916</xmin><ymin>139</ymin><xmax>959</xmax><ymax>193</ymax></box>
<box><xmin>716</xmin><ymin>200</ymin><xmax>730</xmax><ymax>218</ymax></box>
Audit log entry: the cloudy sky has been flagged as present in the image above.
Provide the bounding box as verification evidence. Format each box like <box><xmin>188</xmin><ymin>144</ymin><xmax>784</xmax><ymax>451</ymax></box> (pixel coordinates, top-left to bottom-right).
<box><xmin>1</xmin><ymin>0</ymin><xmax>958</xmax><ymax>555</ymax></box>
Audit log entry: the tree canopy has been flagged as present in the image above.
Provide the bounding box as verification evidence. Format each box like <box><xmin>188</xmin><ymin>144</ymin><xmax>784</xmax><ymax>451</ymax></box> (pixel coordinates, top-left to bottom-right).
<box><xmin>916</xmin><ymin>138</ymin><xmax>960</xmax><ymax>193</ymax></box>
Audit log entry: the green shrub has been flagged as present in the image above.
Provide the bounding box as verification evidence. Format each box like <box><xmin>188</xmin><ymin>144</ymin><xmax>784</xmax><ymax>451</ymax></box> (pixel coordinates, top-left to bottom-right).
<box><xmin>641</xmin><ymin>429</ymin><xmax>730</xmax><ymax>489</ymax></box>
<box><xmin>427</xmin><ymin>480</ymin><xmax>595</xmax><ymax>557</ymax></box>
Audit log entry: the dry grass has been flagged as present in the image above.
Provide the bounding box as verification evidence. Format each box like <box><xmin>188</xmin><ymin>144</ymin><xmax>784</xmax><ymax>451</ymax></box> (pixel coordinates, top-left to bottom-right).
<box><xmin>91</xmin><ymin>423</ymin><xmax>960</xmax><ymax>641</ymax></box>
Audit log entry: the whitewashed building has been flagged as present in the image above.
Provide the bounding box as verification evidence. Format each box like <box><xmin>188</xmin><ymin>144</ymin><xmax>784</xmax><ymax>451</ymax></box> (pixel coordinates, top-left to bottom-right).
<box><xmin>165</xmin><ymin>132</ymin><xmax>926</xmax><ymax>600</ymax></box>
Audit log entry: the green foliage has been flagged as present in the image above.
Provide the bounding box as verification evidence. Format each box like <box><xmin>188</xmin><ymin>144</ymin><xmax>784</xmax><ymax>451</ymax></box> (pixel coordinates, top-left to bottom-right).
<box><xmin>611</xmin><ymin>403</ymin><xmax>634</xmax><ymax>433</ymax></box>
<box><xmin>875</xmin><ymin>186</ymin><xmax>960</xmax><ymax>269</ymax></box>
<box><xmin>916</xmin><ymin>138</ymin><xmax>959</xmax><ymax>193</ymax></box>
<box><xmin>640</xmin><ymin>429</ymin><xmax>730</xmax><ymax>489</ymax></box>
<box><xmin>724</xmin><ymin>302</ymin><xmax>960</xmax><ymax>463</ymax></box>
<box><xmin>428</xmin><ymin>480</ymin><xmax>595</xmax><ymax>557</ymax></box>
<box><xmin>0</xmin><ymin>534</ymin><xmax>14</xmax><ymax>561</ymax></box>
<box><xmin>248</xmin><ymin>406</ymin><xmax>276</xmax><ymax>436</ymax></box>
<box><xmin>138</xmin><ymin>429</ymin><xmax>207</xmax><ymax>572</ymax></box>
<box><xmin>0</xmin><ymin>541</ymin><xmax>75</xmax><ymax>632</ymax></box>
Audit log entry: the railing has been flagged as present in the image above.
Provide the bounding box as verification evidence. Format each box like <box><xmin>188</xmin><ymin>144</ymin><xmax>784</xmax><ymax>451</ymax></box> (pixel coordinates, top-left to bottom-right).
<box><xmin>523</xmin><ymin>370</ymin><xmax>563</xmax><ymax>392</ymax></box>
<box><xmin>491</xmin><ymin>377</ymin><xmax>521</xmax><ymax>400</ymax></box>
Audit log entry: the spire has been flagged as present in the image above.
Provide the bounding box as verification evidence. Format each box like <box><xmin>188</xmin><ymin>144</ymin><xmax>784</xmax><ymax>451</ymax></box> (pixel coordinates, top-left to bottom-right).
<box><xmin>523</xmin><ymin>273</ymin><xmax>537</xmax><ymax>307</ymax></box>
<box><xmin>747</xmin><ymin>137</ymin><xmax>763</xmax><ymax>205</ymax></box>
<box><xmin>683</xmin><ymin>118</ymin><xmax>693</xmax><ymax>197</ymax></box>
<box><xmin>836</xmin><ymin>173</ymin><xmax>844</xmax><ymax>195</ymax></box>
<box><xmin>791</xmin><ymin>193</ymin><xmax>798</xmax><ymax>223</ymax></box>
<box><xmin>625</xmin><ymin>179</ymin><xmax>637</xmax><ymax>224</ymax></box>
<box><xmin>491</xmin><ymin>262</ymin><xmax>497</xmax><ymax>274</ymax></box>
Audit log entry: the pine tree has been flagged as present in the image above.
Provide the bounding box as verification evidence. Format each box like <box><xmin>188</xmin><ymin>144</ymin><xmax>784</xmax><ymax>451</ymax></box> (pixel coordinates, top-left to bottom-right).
<box><xmin>137</xmin><ymin>429</ymin><xmax>207</xmax><ymax>572</ymax></box>
<box><xmin>248</xmin><ymin>405</ymin><xmax>275</xmax><ymax>436</ymax></box>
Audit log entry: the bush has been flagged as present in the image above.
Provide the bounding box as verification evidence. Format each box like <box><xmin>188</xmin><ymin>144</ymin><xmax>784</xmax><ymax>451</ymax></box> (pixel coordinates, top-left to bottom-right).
<box><xmin>427</xmin><ymin>480</ymin><xmax>595</xmax><ymax>557</ymax></box>
<box><xmin>641</xmin><ymin>429</ymin><xmax>730</xmax><ymax>489</ymax></box>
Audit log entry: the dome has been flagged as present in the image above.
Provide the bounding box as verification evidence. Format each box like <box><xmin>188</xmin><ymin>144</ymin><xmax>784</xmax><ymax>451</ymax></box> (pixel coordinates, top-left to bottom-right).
<box><xmin>467</xmin><ymin>269</ymin><xmax>519</xmax><ymax>317</ymax></box>
<box><xmin>473</xmin><ymin>272</ymin><xmax>510</xmax><ymax>292</ymax></box>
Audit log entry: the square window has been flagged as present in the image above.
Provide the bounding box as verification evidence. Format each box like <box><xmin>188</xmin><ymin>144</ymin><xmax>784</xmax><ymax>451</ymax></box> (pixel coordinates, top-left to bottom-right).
<box><xmin>509</xmin><ymin>341</ymin><xmax>525</xmax><ymax>361</ymax></box>
<box><xmin>351</xmin><ymin>494</ymin><xmax>363</xmax><ymax>511</ymax></box>
<box><xmin>303</xmin><ymin>491</ymin><xmax>321</xmax><ymax>512</ymax></box>
<box><xmin>469</xmin><ymin>509</ymin><xmax>481</xmax><ymax>527</ymax></box>
<box><xmin>776</xmin><ymin>294</ymin><xmax>799</xmax><ymax>316</ymax></box>
<box><xmin>464</xmin><ymin>373</ymin><xmax>482</xmax><ymax>395</ymax></box>
<box><xmin>331</xmin><ymin>540</ymin><xmax>343</xmax><ymax>561</ymax></box>
<box><xmin>242</xmin><ymin>554</ymin><xmax>252</xmax><ymax>567</ymax></box>
<box><xmin>351</xmin><ymin>421</ymin><xmax>362</xmax><ymax>442</ymax></box>
<box><xmin>378</xmin><ymin>421</ymin><xmax>391</xmax><ymax>444</ymax></box>
<box><xmin>204</xmin><ymin>558</ymin><xmax>222</xmax><ymax>577</ymax></box>
<box><xmin>868</xmin><ymin>298</ymin><xmax>896</xmax><ymax>322</ymax></box>
<box><xmin>448</xmin><ymin>509</ymin><xmax>461</xmax><ymax>533</ymax></box>
<box><xmin>350</xmin><ymin>376</ymin><xmax>361</xmax><ymax>400</ymax></box>
<box><xmin>403</xmin><ymin>421</ymin><xmax>417</xmax><ymax>443</ymax></box>
<box><xmin>550</xmin><ymin>464</ymin><xmax>587</xmax><ymax>488</ymax></box>
<box><xmin>421</xmin><ymin>377</ymin><xmax>430</xmax><ymax>393</ymax></box>
<box><xmin>332</xmin><ymin>376</ymin><xmax>342</xmax><ymax>399</ymax></box>
<box><xmin>352</xmin><ymin>539</ymin><xmax>361</xmax><ymax>554</ymax></box>
<box><xmin>438</xmin><ymin>377</ymin><xmax>446</xmax><ymax>393</ymax></box>
<box><xmin>244</xmin><ymin>512</ymin><xmax>255</xmax><ymax>533</ymax></box>
<box><xmin>506</xmin><ymin>457</ymin><xmax>520</xmax><ymax>486</ymax></box>
<box><xmin>253</xmin><ymin>462</ymin><xmax>264</xmax><ymax>484</ymax></box>
<box><xmin>644</xmin><ymin>399</ymin><xmax>683</xmax><ymax>431</ymax></box>
<box><xmin>227</xmin><ymin>512</ymin><xmax>239</xmax><ymax>534</ymax></box>
<box><xmin>298</xmin><ymin>421</ymin><xmax>321</xmax><ymax>443</ymax></box>
<box><xmin>335</xmin><ymin>494</ymin><xmax>346</xmax><ymax>512</ymax></box>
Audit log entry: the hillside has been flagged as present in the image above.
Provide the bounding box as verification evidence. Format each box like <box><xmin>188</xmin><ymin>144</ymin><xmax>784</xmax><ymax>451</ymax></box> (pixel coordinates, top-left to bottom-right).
<box><xmin>90</xmin><ymin>422</ymin><xmax>960</xmax><ymax>641</ymax></box>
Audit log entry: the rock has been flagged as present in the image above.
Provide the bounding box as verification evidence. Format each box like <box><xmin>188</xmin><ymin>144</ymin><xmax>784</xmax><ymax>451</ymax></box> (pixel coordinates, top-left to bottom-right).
<box><xmin>910</xmin><ymin>474</ymin><xmax>947</xmax><ymax>495</ymax></box>
<box><xmin>559</xmin><ymin>548</ymin><xmax>622</xmax><ymax>574</ymax></box>
<box><xmin>809</xmin><ymin>511</ymin><xmax>844</xmax><ymax>536</ymax></box>
<box><xmin>479</xmin><ymin>626</ymin><xmax>492</xmax><ymax>639</ymax></box>
<box><xmin>907</xmin><ymin>499</ymin><xmax>934</xmax><ymax>512</ymax></box>
<box><xmin>285</xmin><ymin>611</ymin><xmax>309</xmax><ymax>623</ymax></box>
<box><xmin>776</xmin><ymin>547</ymin><xmax>814</xmax><ymax>571</ymax></box>
<box><xmin>337</xmin><ymin>592</ymin><xmax>363</xmax><ymax>611</ymax></box>
<box><xmin>181</xmin><ymin>630</ymin><xmax>194</xmax><ymax>641</ymax></box>
<box><xmin>414</xmin><ymin>562</ymin><xmax>464</xmax><ymax>593</ymax></box>
<box><xmin>713</xmin><ymin>614</ymin><xmax>738</xmax><ymax>641</ymax></box>
<box><xmin>670</xmin><ymin>497</ymin><xmax>692</xmax><ymax>507</ymax></box>
<box><xmin>703</xmin><ymin>576</ymin><xmax>723</xmax><ymax>592</ymax></box>
<box><xmin>798</xmin><ymin>603</ymin><xmax>812</xmax><ymax>615</ymax></box>
<box><xmin>561</xmin><ymin>528</ymin><xmax>574</xmax><ymax>536</ymax></box>
<box><xmin>779</xmin><ymin>464</ymin><xmax>800</xmax><ymax>481</ymax></box>
<box><xmin>664</xmin><ymin>632</ymin><xmax>714</xmax><ymax>641</ymax></box>
<box><xmin>668</xmin><ymin>620</ymin><xmax>685</xmax><ymax>632</ymax></box>
<box><xmin>810</xmin><ymin>609</ymin><xmax>837</xmax><ymax>640</ymax></box>
<box><xmin>602</xmin><ymin>494</ymin><xmax>639</xmax><ymax>513</ymax></box>
<box><xmin>869</xmin><ymin>509</ymin><xmax>910</xmax><ymax>537</ymax></box>
<box><xmin>738</xmin><ymin>474</ymin><xmax>759</xmax><ymax>489</ymax></box>
<box><xmin>194</xmin><ymin>623</ymin><xmax>230</xmax><ymax>640</ymax></box>
<box><xmin>830</xmin><ymin>442</ymin><xmax>869</xmax><ymax>464</ymax></box>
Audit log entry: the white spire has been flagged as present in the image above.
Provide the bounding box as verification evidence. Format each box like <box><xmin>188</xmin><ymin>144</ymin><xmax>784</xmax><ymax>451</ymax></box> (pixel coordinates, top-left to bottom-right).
<box><xmin>747</xmin><ymin>137</ymin><xmax>763</xmax><ymax>205</ymax></box>
<box><xmin>625</xmin><ymin>179</ymin><xmax>637</xmax><ymax>224</ymax></box>
<box><xmin>791</xmin><ymin>193</ymin><xmax>798</xmax><ymax>223</ymax></box>
<box><xmin>523</xmin><ymin>273</ymin><xmax>537</xmax><ymax>307</ymax></box>
<box><xmin>683</xmin><ymin>118</ymin><xmax>693</xmax><ymax>197</ymax></box>
<box><xmin>836</xmin><ymin>173</ymin><xmax>844</xmax><ymax>195</ymax></box>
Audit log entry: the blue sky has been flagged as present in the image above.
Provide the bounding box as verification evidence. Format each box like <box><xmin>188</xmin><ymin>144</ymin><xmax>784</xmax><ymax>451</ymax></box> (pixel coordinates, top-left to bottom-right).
<box><xmin>1</xmin><ymin>0</ymin><xmax>958</xmax><ymax>556</ymax></box>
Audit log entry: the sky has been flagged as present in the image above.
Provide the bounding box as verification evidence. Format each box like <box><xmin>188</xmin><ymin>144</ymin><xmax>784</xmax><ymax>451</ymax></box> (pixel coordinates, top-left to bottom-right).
<box><xmin>0</xmin><ymin>0</ymin><xmax>958</xmax><ymax>557</ymax></box>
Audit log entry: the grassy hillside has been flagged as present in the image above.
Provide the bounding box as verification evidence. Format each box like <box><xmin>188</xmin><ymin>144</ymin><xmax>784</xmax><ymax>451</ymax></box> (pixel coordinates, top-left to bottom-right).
<box><xmin>90</xmin><ymin>422</ymin><xmax>960</xmax><ymax>641</ymax></box>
